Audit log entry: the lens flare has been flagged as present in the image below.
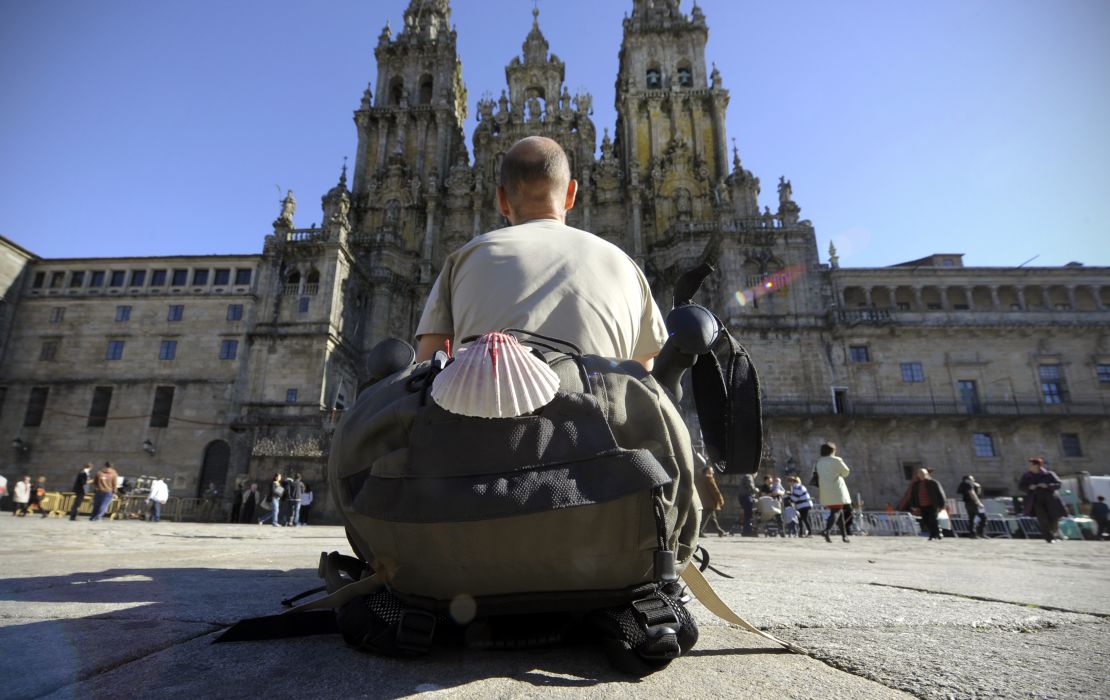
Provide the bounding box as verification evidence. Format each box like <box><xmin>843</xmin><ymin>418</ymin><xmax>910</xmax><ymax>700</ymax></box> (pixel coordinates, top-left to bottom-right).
<box><xmin>730</xmin><ymin>264</ymin><xmax>805</xmax><ymax>309</ymax></box>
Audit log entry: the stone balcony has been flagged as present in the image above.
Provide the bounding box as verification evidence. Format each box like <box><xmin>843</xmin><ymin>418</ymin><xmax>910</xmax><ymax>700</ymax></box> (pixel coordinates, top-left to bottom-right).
<box><xmin>763</xmin><ymin>396</ymin><xmax>1110</xmax><ymax>418</ymax></box>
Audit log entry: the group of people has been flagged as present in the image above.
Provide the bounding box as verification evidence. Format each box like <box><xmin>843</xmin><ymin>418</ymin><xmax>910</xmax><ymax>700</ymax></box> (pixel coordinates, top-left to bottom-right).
<box><xmin>703</xmin><ymin>445</ymin><xmax>1107</xmax><ymax>544</ymax></box>
<box><xmin>239</xmin><ymin>473</ymin><xmax>312</xmax><ymax>528</ymax></box>
<box><xmin>3</xmin><ymin>463</ymin><xmax>125</xmax><ymax>521</ymax></box>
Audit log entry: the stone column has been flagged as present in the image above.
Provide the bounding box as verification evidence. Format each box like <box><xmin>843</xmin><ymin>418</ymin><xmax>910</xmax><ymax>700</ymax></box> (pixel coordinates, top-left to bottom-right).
<box><xmin>1017</xmin><ymin>287</ymin><xmax>1027</xmax><ymax>310</ymax></box>
<box><xmin>1090</xmin><ymin>285</ymin><xmax>1105</xmax><ymax>311</ymax></box>
<box><xmin>940</xmin><ymin>287</ymin><xmax>951</xmax><ymax>310</ymax></box>
<box><xmin>965</xmin><ymin>286</ymin><xmax>975</xmax><ymax>310</ymax></box>
<box><xmin>863</xmin><ymin>288</ymin><xmax>873</xmax><ymax>308</ymax></box>
<box><xmin>990</xmin><ymin>286</ymin><xmax>1001</xmax><ymax>310</ymax></box>
<box><xmin>913</xmin><ymin>287</ymin><xmax>923</xmax><ymax>309</ymax></box>
<box><xmin>376</xmin><ymin>117</ymin><xmax>390</xmax><ymax>169</ymax></box>
<box><xmin>1066</xmin><ymin>286</ymin><xmax>1077</xmax><ymax>310</ymax></box>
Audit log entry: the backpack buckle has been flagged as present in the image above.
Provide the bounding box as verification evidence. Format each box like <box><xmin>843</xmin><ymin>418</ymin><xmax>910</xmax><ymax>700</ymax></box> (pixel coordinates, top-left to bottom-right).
<box><xmin>395</xmin><ymin>610</ymin><xmax>437</xmax><ymax>653</ymax></box>
<box><xmin>631</xmin><ymin>595</ymin><xmax>680</xmax><ymax>641</ymax></box>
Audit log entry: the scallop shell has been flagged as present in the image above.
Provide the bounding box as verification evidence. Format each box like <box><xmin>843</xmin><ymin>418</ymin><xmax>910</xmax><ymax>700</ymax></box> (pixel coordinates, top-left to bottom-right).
<box><xmin>430</xmin><ymin>332</ymin><xmax>560</xmax><ymax>418</ymax></box>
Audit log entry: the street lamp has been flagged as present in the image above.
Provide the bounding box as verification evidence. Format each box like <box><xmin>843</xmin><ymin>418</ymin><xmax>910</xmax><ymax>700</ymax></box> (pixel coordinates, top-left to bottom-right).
<box><xmin>11</xmin><ymin>437</ymin><xmax>29</xmax><ymax>452</ymax></box>
<box><xmin>142</xmin><ymin>439</ymin><xmax>156</xmax><ymax>456</ymax></box>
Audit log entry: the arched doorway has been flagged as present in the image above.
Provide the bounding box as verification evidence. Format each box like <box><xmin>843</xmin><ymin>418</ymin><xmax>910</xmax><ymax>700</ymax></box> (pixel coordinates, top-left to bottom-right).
<box><xmin>197</xmin><ymin>440</ymin><xmax>231</xmax><ymax>498</ymax></box>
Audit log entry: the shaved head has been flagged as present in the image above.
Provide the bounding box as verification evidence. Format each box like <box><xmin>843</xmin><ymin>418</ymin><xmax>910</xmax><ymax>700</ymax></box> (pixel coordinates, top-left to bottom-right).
<box><xmin>499</xmin><ymin>136</ymin><xmax>571</xmax><ymax>211</ymax></box>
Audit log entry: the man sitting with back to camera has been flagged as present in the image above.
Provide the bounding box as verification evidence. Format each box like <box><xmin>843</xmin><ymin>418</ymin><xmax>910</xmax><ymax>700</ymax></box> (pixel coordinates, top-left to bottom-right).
<box><xmin>415</xmin><ymin>136</ymin><xmax>667</xmax><ymax>368</ymax></box>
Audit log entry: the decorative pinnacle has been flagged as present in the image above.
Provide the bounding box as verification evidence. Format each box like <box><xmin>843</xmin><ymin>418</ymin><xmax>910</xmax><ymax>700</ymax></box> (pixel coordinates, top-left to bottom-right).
<box><xmin>339</xmin><ymin>156</ymin><xmax>348</xmax><ymax>186</ymax></box>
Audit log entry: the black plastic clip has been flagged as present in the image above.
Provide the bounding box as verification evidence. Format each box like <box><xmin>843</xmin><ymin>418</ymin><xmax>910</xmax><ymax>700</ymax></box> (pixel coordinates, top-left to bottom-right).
<box><xmin>631</xmin><ymin>595</ymin><xmax>681</xmax><ymax>657</ymax></box>
<box><xmin>653</xmin><ymin>549</ymin><xmax>678</xmax><ymax>583</ymax></box>
<box><xmin>395</xmin><ymin>610</ymin><xmax>437</xmax><ymax>654</ymax></box>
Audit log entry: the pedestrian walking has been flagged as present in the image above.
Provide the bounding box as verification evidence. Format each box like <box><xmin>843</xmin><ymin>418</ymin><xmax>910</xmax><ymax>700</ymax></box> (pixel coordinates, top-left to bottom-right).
<box><xmin>957</xmin><ymin>474</ymin><xmax>987</xmax><ymax>538</ymax></box>
<box><xmin>288</xmin><ymin>474</ymin><xmax>305</xmax><ymax>527</ymax></box>
<box><xmin>68</xmin><ymin>464</ymin><xmax>93</xmax><ymax>521</ymax></box>
<box><xmin>12</xmin><ymin>474</ymin><xmax>32</xmax><ymax>516</ymax></box>
<box><xmin>783</xmin><ymin>502</ymin><xmax>799</xmax><ymax>537</ymax></box>
<box><xmin>1018</xmin><ymin>457</ymin><xmax>1067</xmax><ymax>543</ymax></box>
<box><xmin>147</xmin><ymin>477</ymin><xmax>169</xmax><ymax>522</ymax></box>
<box><xmin>1091</xmin><ymin>496</ymin><xmax>1108</xmax><ymax>541</ymax></box>
<box><xmin>299</xmin><ymin>484</ymin><xmax>313</xmax><ymax>525</ymax></box>
<box><xmin>229</xmin><ymin>482</ymin><xmax>243</xmax><ymax>523</ymax></box>
<box><xmin>695</xmin><ymin>464</ymin><xmax>727</xmax><ymax>537</ymax></box>
<box><xmin>737</xmin><ymin>473</ymin><xmax>757</xmax><ymax>536</ymax></box>
<box><xmin>787</xmin><ymin>475</ymin><xmax>814</xmax><ymax>537</ymax></box>
<box><xmin>89</xmin><ymin>462</ymin><xmax>119</xmax><ymax>521</ymax></box>
<box><xmin>899</xmin><ymin>468</ymin><xmax>947</xmax><ymax>540</ymax></box>
<box><xmin>240</xmin><ymin>483</ymin><xmax>259</xmax><ymax>524</ymax></box>
<box><xmin>28</xmin><ymin>476</ymin><xmax>48</xmax><ymax>517</ymax></box>
<box><xmin>815</xmin><ymin>443</ymin><xmax>854</xmax><ymax>543</ymax></box>
<box><xmin>258</xmin><ymin>474</ymin><xmax>284</xmax><ymax>527</ymax></box>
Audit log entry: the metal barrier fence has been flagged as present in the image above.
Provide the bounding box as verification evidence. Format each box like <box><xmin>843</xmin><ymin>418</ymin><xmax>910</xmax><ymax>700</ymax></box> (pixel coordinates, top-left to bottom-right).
<box><xmin>27</xmin><ymin>492</ymin><xmax>227</xmax><ymax>523</ymax></box>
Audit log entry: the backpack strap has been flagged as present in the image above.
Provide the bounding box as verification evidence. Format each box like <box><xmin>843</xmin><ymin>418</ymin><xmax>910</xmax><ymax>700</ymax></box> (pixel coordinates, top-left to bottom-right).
<box><xmin>680</xmin><ymin>565</ymin><xmax>804</xmax><ymax>654</ymax></box>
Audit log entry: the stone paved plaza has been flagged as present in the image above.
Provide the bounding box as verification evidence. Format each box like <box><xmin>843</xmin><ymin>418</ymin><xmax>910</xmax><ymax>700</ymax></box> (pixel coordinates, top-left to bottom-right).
<box><xmin>0</xmin><ymin>518</ymin><xmax>1107</xmax><ymax>699</ymax></box>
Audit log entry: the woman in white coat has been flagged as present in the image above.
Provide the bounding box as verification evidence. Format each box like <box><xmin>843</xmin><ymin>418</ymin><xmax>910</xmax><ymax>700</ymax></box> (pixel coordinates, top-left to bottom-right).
<box><xmin>815</xmin><ymin>442</ymin><xmax>854</xmax><ymax>542</ymax></box>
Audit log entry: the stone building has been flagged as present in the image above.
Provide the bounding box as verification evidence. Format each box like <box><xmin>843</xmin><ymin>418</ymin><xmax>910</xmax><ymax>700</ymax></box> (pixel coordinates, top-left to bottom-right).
<box><xmin>1</xmin><ymin>0</ymin><xmax>1107</xmax><ymax>520</ymax></box>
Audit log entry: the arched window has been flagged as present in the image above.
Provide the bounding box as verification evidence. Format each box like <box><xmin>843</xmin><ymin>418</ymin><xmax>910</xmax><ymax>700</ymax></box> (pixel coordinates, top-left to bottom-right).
<box><xmin>677</xmin><ymin>65</ymin><xmax>692</xmax><ymax>88</ymax></box>
<box><xmin>418</xmin><ymin>75</ymin><xmax>433</xmax><ymax>105</ymax></box>
<box><xmin>389</xmin><ymin>77</ymin><xmax>405</xmax><ymax>106</ymax></box>
<box><xmin>305</xmin><ymin>269</ymin><xmax>320</xmax><ymax>295</ymax></box>
<box><xmin>646</xmin><ymin>67</ymin><xmax>661</xmax><ymax>89</ymax></box>
<box><xmin>285</xmin><ymin>270</ymin><xmax>301</xmax><ymax>295</ymax></box>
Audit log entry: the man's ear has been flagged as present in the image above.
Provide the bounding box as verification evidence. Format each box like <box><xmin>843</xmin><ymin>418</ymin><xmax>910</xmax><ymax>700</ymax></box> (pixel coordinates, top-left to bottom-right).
<box><xmin>496</xmin><ymin>186</ymin><xmax>513</xmax><ymax>220</ymax></box>
<box><xmin>563</xmin><ymin>179</ymin><xmax>578</xmax><ymax>211</ymax></box>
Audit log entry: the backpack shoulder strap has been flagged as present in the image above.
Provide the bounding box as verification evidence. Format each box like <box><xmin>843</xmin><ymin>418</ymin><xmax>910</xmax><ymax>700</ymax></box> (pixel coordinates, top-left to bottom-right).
<box><xmin>671</xmin><ymin>263</ymin><xmax>763</xmax><ymax>474</ymax></box>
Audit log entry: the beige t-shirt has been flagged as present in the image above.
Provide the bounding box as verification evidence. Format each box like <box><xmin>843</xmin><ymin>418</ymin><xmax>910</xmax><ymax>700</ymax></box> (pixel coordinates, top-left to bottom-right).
<box><xmin>416</xmin><ymin>220</ymin><xmax>667</xmax><ymax>359</ymax></box>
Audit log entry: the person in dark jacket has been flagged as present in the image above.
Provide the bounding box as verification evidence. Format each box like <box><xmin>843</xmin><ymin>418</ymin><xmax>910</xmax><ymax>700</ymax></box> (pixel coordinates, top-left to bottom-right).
<box><xmin>899</xmin><ymin>468</ymin><xmax>947</xmax><ymax>541</ymax></box>
<box><xmin>288</xmin><ymin>474</ymin><xmax>306</xmax><ymax>527</ymax></box>
<box><xmin>737</xmin><ymin>474</ymin><xmax>757</xmax><ymax>536</ymax></box>
<box><xmin>229</xmin><ymin>483</ymin><xmax>243</xmax><ymax>523</ymax></box>
<box><xmin>1091</xmin><ymin>496</ymin><xmax>1109</xmax><ymax>541</ymax></box>
<box><xmin>68</xmin><ymin>463</ymin><xmax>93</xmax><ymax>521</ymax></box>
<box><xmin>239</xmin><ymin>483</ymin><xmax>259</xmax><ymax>524</ymax></box>
<box><xmin>957</xmin><ymin>474</ymin><xmax>987</xmax><ymax>538</ymax></box>
<box><xmin>1017</xmin><ymin>457</ymin><xmax>1067</xmax><ymax>543</ymax></box>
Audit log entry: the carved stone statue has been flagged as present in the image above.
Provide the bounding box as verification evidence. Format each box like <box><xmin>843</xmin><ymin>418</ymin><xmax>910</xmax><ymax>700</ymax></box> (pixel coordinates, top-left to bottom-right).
<box><xmin>710</xmin><ymin>62</ymin><xmax>722</xmax><ymax>89</ymax></box>
<box><xmin>274</xmin><ymin>190</ymin><xmax>296</xmax><ymax>230</ymax></box>
<box><xmin>574</xmin><ymin>92</ymin><xmax>592</xmax><ymax>115</ymax></box>
<box><xmin>674</xmin><ymin>188</ymin><xmax>692</xmax><ymax>221</ymax></box>
<box><xmin>778</xmin><ymin>176</ymin><xmax>794</xmax><ymax>206</ymax></box>
<box><xmin>560</xmin><ymin>86</ymin><xmax>571</xmax><ymax>112</ymax></box>
<box><xmin>527</xmin><ymin>93</ymin><xmax>543</xmax><ymax>121</ymax></box>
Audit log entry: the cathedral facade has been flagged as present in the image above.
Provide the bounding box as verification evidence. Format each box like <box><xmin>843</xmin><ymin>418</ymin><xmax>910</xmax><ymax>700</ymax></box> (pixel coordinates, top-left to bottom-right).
<box><xmin>2</xmin><ymin>0</ymin><xmax>1108</xmax><ymax>520</ymax></box>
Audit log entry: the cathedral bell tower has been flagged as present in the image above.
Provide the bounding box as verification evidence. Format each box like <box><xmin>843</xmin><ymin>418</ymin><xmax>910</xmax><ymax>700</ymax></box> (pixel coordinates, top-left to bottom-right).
<box><xmin>351</xmin><ymin>0</ymin><xmax>468</xmax><ymax>257</ymax></box>
<box><xmin>614</xmin><ymin>0</ymin><xmax>729</xmax><ymax>252</ymax></box>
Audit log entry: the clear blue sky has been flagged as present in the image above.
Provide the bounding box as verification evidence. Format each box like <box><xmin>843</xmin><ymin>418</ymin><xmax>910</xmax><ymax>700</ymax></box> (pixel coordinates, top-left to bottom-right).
<box><xmin>2</xmin><ymin>0</ymin><xmax>1107</xmax><ymax>268</ymax></box>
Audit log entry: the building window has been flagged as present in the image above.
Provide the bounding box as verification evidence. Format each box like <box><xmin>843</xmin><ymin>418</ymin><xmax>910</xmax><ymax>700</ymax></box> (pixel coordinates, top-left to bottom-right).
<box><xmin>219</xmin><ymin>339</ymin><xmax>238</xmax><ymax>360</ymax></box>
<box><xmin>171</xmin><ymin>269</ymin><xmax>188</xmax><ymax>286</ymax></box>
<box><xmin>286</xmin><ymin>388</ymin><xmax>298</xmax><ymax>403</ymax></box>
<box><xmin>109</xmin><ymin>270</ymin><xmax>126</xmax><ymax>287</ymax></box>
<box><xmin>159</xmin><ymin>340</ymin><xmax>177</xmax><ymax>361</ymax></box>
<box><xmin>89</xmin><ymin>271</ymin><xmax>105</xmax><ymax>287</ymax></box>
<box><xmin>896</xmin><ymin>302</ymin><xmax>910</xmax><ymax>311</ymax></box>
<box><xmin>87</xmin><ymin>386</ymin><xmax>113</xmax><ymax>428</ymax></box>
<box><xmin>646</xmin><ymin>67</ymin><xmax>661</xmax><ymax>88</ymax></box>
<box><xmin>50</xmin><ymin>307</ymin><xmax>65</xmax><ymax>323</ymax></box>
<box><xmin>1097</xmin><ymin>364</ymin><xmax>1110</xmax><ymax>383</ymax></box>
<box><xmin>150</xmin><ymin>386</ymin><xmax>175</xmax><ymax>427</ymax></box>
<box><xmin>50</xmin><ymin>271</ymin><xmax>65</xmax><ymax>288</ymax></box>
<box><xmin>150</xmin><ymin>269</ymin><xmax>167</xmax><ymax>286</ymax></box>
<box><xmin>958</xmin><ymin>380</ymin><xmax>981</xmax><ymax>414</ymax></box>
<box><xmin>106</xmin><ymin>340</ymin><xmax>125</xmax><ymax>360</ymax></box>
<box><xmin>193</xmin><ymin>269</ymin><xmax>209</xmax><ymax>285</ymax></box>
<box><xmin>1061</xmin><ymin>433</ymin><xmax>1082</xmax><ymax>458</ymax></box>
<box><xmin>335</xmin><ymin>392</ymin><xmax>347</xmax><ymax>411</ymax></box>
<box><xmin>227</xmin><ymin>304</ymin><xmax>243</xmax><ymax>321</ymax></box>
<box><xmin>32</xmin><ymin>272</ymin><xmax>45</xmax><ymax>288</ymax></box>
<box><xmin>848</xmin><ymin>346</ymin><xmax>870</xmax><ymax>363</ymax></box>
<box><xmin>234</xmin><ymin>268</ymin><xmax>252</xmax><ymax>285</ymax></box>
<box><xmin>69</xmin><ymin>271</ymin><xmax>85</xmax><ymax>288</ymax></box>
<box><xmin>214</xmin><ymin>268</ymin><xmax>230</xmax><ymax>285</ymax></box>
<box><xmin>298</xmin><ymin>297</ymin><xmax>310</xmax><ymax>313</ymax></box>
<box><xmin>24</xmin><ymin>386</ymin><xmax>49</xmax><ymax>427</ymax></box>
<box><xmin>130</xmin><ymin>270</ymin><xmax>146</xmax><ymax>287</ymax></box>
<box><xmin>677</xmin><ymin>66</ymin><xmax>692</xmax><ymax>87</ymax></box>
<box><xmin>900</xmin><ymin>362</ymin><xmax>925</xmax><ymax>383</ymax></box>
<box><xmin>167</xmin><ymin>305</ymin><xmax>184</xmax><ymax>322</ymax></box>
<box><xmin>39</xmin><ymin>340</ymin><xmax>58</xmax><ymax>361</ymax></box>
<box><xmin>1039</xmin><ymin>364</ymin><xmax>1069</xmax><ymax>404</ymax></box>
<box><xmin>972</xmin><ymin>432</ymin><xmax>995</xmax><ymax>458</ymax></box>
<box><xmin>115</xmin><ymin>305</ymin><xmax>131</xmax><ymax>322</ymax></box>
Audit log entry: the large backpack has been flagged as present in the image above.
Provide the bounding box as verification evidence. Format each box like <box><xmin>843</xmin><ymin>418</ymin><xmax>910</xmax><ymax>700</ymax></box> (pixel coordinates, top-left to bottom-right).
<box><xmin>217</xmin><ymin>264</ymin><xmax>779</xmax><ymax>674</ymax></box>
